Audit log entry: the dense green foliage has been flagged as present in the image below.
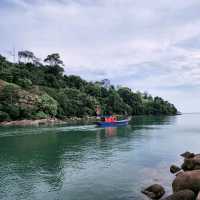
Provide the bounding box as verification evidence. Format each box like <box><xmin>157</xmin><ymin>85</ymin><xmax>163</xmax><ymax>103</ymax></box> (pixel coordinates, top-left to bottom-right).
<box><xmin>0</xmin><ymin>53</ymin><xmax>177</xmax><ymax>121</ymax></box>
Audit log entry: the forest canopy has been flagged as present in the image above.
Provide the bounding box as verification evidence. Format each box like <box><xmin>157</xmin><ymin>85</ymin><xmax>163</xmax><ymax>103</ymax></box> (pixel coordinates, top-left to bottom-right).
<box><xmin>0</xmin><ymin>52</ymin><xmax>178</xmax><ymax>122</ymax></box>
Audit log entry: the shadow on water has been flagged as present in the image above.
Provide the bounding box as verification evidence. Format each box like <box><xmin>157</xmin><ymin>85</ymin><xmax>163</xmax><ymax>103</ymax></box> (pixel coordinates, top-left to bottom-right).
<box><xmin>0</xmin><ymin>115</ymin><xmax>178</xmax><ymax>200</ymax></box>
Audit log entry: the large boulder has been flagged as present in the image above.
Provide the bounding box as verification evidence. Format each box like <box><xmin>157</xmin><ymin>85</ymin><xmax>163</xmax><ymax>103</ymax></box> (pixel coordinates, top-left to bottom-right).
<box><xmin>161</xmin><ymin>190</ymin><xmax>195</xmax><ymax>200</ymax></box>
<box><xmin>172</xmin><ymin>170</ymin><xmax>200</xmax><ymax>193</ymax></box>
<box><xmin>181</xmin><ymin>154</ymin><xmax>200</xmax><ymax>171</ymax></box>
<box><xmin>141</xmin><ymin>184</ymin><xmax>165</xmax><ymax>199</ymax></box>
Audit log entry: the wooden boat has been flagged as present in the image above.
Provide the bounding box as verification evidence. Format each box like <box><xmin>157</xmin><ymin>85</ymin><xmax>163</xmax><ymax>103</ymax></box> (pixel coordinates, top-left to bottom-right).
<box><xmin>96</xmin><ymin>119</ymin><xmax>129</xmax><ymax>127</ymax></box>
<box><xmin>96</xmin><ymin>116</ymin><xmax>130</xmax><ymax>127</ymax></box>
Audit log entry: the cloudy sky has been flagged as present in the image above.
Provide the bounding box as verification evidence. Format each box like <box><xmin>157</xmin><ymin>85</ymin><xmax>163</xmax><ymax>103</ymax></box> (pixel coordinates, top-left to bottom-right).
<box><xmin>1</xmin><ymin>0</ymin><xmax>200</xmax><ymax>112</ymax></box>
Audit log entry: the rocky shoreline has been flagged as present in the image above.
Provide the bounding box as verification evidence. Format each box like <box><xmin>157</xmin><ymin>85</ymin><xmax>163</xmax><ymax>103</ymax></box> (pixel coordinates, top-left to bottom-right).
<box><xmin>0</xmin><ymin>115</ymin><xmax>128</xmax><ymax>127</ymax></box>
<box><xmin>142</xmin><ymin>151</ymin><xmax>200</xmax><ymax>200</ymax></box>
<box><xmin>0</xmin><ymin>116</ymin><xmax>98</xmax><ymax>126</ymax></box>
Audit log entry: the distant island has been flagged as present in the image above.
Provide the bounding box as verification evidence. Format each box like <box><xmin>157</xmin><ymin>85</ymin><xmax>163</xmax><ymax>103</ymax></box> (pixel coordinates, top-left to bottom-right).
<box><xmin>0</xmin><ymin>51</ymin><xmax>178</xmax><ymax>123</ymax></box>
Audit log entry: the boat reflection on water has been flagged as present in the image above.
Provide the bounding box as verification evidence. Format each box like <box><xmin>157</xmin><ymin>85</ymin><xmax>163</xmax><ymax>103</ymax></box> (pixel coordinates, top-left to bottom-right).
<box><xmin>105</xmin><ymin>127</ymin><xmax>117</xmax><ymax>137</ymax></box>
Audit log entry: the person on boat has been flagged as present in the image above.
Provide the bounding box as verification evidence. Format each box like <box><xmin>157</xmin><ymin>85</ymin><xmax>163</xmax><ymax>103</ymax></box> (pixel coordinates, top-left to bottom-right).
<box><xmin>104</xmin><ymin>116</ymin><xmax>117</xmax><ymax>123</ymax></box>
<box><xmin>112</xmin><ymin>116</ymin><xmax>117</xmax><ymax>122</ymax></box>
<box><xmin>97</xmin><ymin>114</ymin><xmax>129</xmax><ymax>127</ymax></box>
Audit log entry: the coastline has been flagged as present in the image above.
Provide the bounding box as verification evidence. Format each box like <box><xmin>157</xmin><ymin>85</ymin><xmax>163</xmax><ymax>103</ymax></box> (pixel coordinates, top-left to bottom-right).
<box><xmin>0</xmin><ymin>116</ymin><xmax>98</xmax><ymax>127</ymax></box>
<box><xmin>0</xmin><ymin>114</ymin><xmax>180</xmax><ymax>127</ymax></box>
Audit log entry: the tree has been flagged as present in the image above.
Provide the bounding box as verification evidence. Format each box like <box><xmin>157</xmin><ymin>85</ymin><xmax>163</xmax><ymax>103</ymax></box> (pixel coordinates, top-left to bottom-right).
<box><xmin>44</xmin><ymin>53</ymin><xmax>64</xmax><ymax>75</ymax></box>
<box><xmin>18</xmin><ymin>50</ymin><xmax>34</xmax><ymax>63</ymax></box>
<box><xmin>0</xmin><ymin>52</ymin><xmax>178</xmax><ymax>122</ymax></box>
<box><xmin>85</xmin><ymin>82</ymin><xmax>101</xmax><ymax>97</ymax></box>
<box><xmin>0</xmin><ymin>54</ymin><xmax>12</xmax><ymax>75</ymax></box>
<box><xmin>17</xmin><ymin>78</ymin><xmax>32</xmax><ymax>89</ymax></box>
<box><xmin>0</xmin><ymin>54</ymin><xmax>6</xmax><ymax>63</ymax></box>
<box><xmin>32</xmin><ymin>57</ymin><xmax>42</xmax><ymax>66</ymax></box>
<box><xmin>0</xmin><ymin>84</ymin><xmax>21</xmax><ymax>120</ymax></box>
<box><xmin>0</xmin><ymin>84</ymin><xmax>19</xmax><ymax>105</ymax></box>
<box><xmin>0</xmin><ymin>111</ymin><xmax>10</xmax><ymax>122</ymax></box>
<box><xmin>118</xmin><ymin>87</ymin><xmax>135</xmax><ymax>106</ymax></box>
<box><xmin>104</xmin><ymin>90</ymin><xmax>128</xmax><ymax>115</ymax></box>
<box><xmin>44</xmin><ymin>53</ymin><xmax>64</xmax><ymax>66</ymax></box>
<box><xmin>37</xmin><ymin>94</ymin><xmax>58</xmax><ymax>116</ymax></box>
<box><xmin>64</xmin><ymin>75</ymin><xmax>87</xmax><ymax>90</ymax></box>
<box><xmin>100</xmin><ymin>79</ymin><xmax>111</xmax><ymax>89</ymax></box>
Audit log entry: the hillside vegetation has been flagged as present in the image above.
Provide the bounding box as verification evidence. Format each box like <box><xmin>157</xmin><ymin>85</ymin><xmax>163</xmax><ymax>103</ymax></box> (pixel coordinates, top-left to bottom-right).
<box><xmin>0</xmin><ymin>52</ymin><xmax>177</xmax><ymax>122</ymax></box>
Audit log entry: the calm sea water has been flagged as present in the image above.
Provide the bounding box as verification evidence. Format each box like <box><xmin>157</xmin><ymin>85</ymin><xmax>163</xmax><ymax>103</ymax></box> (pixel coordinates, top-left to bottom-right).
<box><xmin>0</xmin><ymin>114</ymin><xmax>200</xmax><ymax>200</ymax></box>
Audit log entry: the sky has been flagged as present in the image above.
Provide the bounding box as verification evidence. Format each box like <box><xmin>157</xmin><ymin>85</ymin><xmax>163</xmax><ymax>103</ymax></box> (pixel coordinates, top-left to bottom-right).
<box><xmin>0</xmin><ymin>0</ymin><xmax>200</xmax><ymax>112</ymax></box>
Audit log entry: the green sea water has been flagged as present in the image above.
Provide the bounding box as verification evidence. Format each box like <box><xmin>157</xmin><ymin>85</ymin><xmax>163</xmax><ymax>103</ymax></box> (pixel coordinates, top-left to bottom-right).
<box><xmin>0</xmin><ymin>114</ymin><xmax>199</xmax><ymax>200</ymax></box>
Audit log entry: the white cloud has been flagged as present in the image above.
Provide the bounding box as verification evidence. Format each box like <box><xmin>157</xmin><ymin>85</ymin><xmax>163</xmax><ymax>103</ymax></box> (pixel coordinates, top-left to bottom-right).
<box><xmin>0</xmin><ymin>0</ymin><xmax>200</xmax><ymax>112</ymax></box>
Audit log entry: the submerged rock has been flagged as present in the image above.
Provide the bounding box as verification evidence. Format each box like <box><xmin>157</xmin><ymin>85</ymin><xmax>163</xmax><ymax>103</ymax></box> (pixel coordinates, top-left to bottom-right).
<box><xmin>161</xmin><ymin>190</ymin><xmax>195</xmax><ymax>200</ymax></box>
<box><xmin>172</xmin><ymin>170</ymin><xmax>200</xmax><ymax>193</ymax></box>
<box><xmin>170</xmin><ymin>165</ymin><xmax>181</xmax><ymax>174</ymax></box>
<box><xmin>141</xmin><ymin>184</ymin><xmax>165</xmax><ymax>199</ymax></box>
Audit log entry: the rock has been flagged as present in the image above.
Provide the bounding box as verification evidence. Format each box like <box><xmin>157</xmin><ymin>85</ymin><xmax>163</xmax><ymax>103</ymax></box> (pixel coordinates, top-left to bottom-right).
<box><xmin>181</xmin><ymin>151</ymin><xmax>195</xmax><ymax>159</ymax></box>
<box><xmin>141</xmin><ymin>184</ymin><xmax>165</xmax><ymax>199</ymax></box>
<box><xmin>161</xmin><ymin>190</ymin><xmax>195</xmax><ymax>200</ymax></box>
<box><xmin>197</xmin><ymin>191</ymin><xmax>200</xmax><ymax>200</ymax></box>
<box><xmin>0</xmin><ymin>118</ymin><xmax>64</xmax><ymax>126</ymax></box>
<box><xmin>170</xmin><ymin>165</ymin><xmax>181</xmax><ymax>174</ymax></box>
<box><xmin>181</xmin><ymin>155</ymin><xmax>200</xmax><ymax>171</ymax></box>
<box><xmin>172</xmin><ymin>170</ymin><xmax>200</xmax><ymax>193</ymax></box>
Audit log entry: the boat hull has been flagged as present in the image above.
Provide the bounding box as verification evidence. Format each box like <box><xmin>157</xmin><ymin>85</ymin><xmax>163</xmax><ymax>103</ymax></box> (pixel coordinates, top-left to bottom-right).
<box><xmin>96</xmin><ymin>119</ymin><xmax>129</xmax><ymax>127</ymax></box>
